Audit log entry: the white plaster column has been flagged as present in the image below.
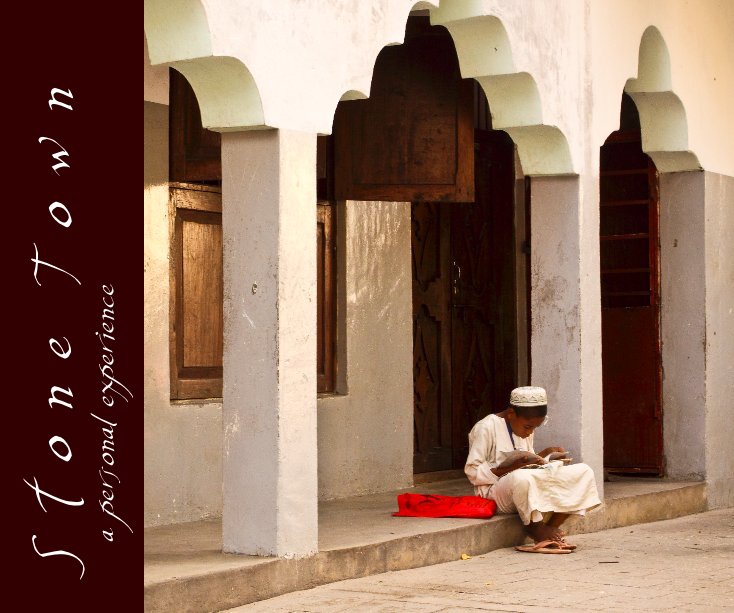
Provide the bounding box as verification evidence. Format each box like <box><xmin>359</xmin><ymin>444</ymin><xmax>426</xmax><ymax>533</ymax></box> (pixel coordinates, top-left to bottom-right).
<box><xmin>659</xmin><ymin>172</ymin><xmax>706</xmax><ymax>481</ymax></box>
<box><xmin>221</xmin><ymin>129</ymin><xmax>318</xmax><ymax>557</ymax></box>
<box><xmin>703</xmin><ymin>171</ymin><xmax>734</xmax><ymax>508</ymax></box>
<box><xmin>660</xmin><ymin>170</ymin><xmax>734</xmax><ymax>507</ymax></box>
<box><xmin>529</xmin><ymin>176</ymin><xmax>604</xmax><ymax>497</ymax></box>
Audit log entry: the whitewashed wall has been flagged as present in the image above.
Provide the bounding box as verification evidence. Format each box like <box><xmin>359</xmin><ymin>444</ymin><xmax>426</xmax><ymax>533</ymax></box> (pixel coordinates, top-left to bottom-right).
<box><xmin>318</xmin><ymin>201</ymin><xmax>414</xmax><ymax>500</ymax></box>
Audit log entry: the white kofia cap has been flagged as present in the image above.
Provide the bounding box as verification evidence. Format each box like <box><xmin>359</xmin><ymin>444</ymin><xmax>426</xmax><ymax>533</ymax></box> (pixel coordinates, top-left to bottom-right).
<box><xmin>510</xmin><ymin>386</ymin><xmax>547</xmax><ymax>407</ymax></box>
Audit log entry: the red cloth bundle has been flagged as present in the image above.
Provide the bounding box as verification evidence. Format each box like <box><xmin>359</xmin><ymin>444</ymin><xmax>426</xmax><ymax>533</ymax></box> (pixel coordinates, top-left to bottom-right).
<box><xmin>393</xmin><ymin>493</ymin><xmax>497</xmax><ymax>519</ymax></box>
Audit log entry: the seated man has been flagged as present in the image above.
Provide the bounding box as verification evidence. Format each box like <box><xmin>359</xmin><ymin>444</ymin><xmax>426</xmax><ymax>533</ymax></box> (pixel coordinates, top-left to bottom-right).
<box><xmin>464</xmin><ymin>386</ymin><xmax>601</xmax><ymax>553</ymax></box>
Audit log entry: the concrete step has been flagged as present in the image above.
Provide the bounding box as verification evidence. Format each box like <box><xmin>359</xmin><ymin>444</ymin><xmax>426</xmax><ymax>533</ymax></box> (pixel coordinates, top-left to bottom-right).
<box><xmin>144</xmin><ymin>478</ymin><xmax>707</xmax><ymax>613</ymax></box>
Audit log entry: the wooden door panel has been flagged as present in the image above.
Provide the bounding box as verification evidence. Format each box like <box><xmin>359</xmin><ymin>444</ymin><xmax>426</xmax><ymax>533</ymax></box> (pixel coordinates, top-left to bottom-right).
<box><xmin>450</xmin><ymin>307</ymin><xmax>497</xmax><ymax>465</ymax></box>
<box><xmin>450</xmin><ymin>198</ymin><xmax>497</xmax><ymax>465</ymax></box>
<box><xmin>602</xmin><ymin>307</ymin><xmax>661</xmax><ymax>470</ymax></box>
<box><xmin>412</xmin><ymin>203</ymin><xmax>452</xmax><ymax>473</ymax></box>
<box><xmin>412</xmin><ymin>131</ymin><xmax>517</xmax><ymax>474</ymax></box>
<box><xmin>413</xmin><ymin>306</ymin><xmax>452</xmax><ymax>472</ymax></box>
<box><xmin>445</xmin><ymin>131</ymin><xmax>517</xmax><ymax>469</ymax></box>
<box><xmin>450</xmin><ymin>131</ymin><xmax>517</xmax><ymax>455</ymax></box>
<box><xmin>181</xmin><ymin>214</ymin><xmax>223</xmax><ymax>367</ymax></box>
<box><xmin>170</xmin><ymin>185</ymin><xmax>224</xmax><ymax>400</ymax></box>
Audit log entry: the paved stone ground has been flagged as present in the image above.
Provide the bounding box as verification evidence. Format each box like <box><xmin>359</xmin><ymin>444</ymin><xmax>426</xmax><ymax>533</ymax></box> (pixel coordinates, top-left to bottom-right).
<box><xmin>224</xmin><ymin>508</ymin><xmax>734</xmax><ymax>612</ymax></box>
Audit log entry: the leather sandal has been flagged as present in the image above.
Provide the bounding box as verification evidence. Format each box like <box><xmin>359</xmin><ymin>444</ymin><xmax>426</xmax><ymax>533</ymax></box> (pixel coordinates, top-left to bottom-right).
<box><xmin>515</xmin><ymin>539</ymin><xmax>574</xmax><ymax>554</ymax></box>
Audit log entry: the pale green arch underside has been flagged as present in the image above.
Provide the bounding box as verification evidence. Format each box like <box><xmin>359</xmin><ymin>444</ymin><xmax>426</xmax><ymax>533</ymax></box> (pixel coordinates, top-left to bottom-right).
<box><xmin>625</xmin><ymin>26</ymin><xmax>700</xmax><ymax>172</ymax></box>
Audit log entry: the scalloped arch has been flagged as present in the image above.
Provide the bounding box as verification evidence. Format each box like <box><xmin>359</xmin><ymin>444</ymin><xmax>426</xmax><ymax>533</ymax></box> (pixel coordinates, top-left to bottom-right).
<box><xmin>144</xmin><ymin>0</ymin><xmax>265</xmax><ymax>131</ymax></box>
<box><xmin>475</xmin><ymin>73</ymin><xmax>542</xmax><ymax>128</ymax></box>
<box><xmin>624</xmin><ymin>26</ymin><xmax>700</xmax><ymax>172</ymax></box>
<box><xmin>327</xmin><ymin>7</ymin><xmax>573</xmax><ymax>175</ymax></box>
<box><xmin>144</xmin><ymin>0</ymin><xmax>212</xmax><ymax>64</ymax></box>
<box><xmin>437</xmin><ymin>15</ymin><xmax>514</xmax><ymax>77</ymax></box>
<box><xmin>171</xmin><ymin>58</ymin><xmax>265</xmax><ymax>131</ymax></box>
<box><xmin>432</xmin><ymin>9</ymin><xmax>573</xmax><ymax>175</ymax></box>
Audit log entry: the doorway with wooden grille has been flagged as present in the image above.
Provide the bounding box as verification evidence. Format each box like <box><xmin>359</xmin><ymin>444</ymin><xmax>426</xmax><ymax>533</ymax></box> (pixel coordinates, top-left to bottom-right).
<box><xmin>600</xmin><ymin>93</ymin><xmax>663</xmax><ymax>475</ymax></box>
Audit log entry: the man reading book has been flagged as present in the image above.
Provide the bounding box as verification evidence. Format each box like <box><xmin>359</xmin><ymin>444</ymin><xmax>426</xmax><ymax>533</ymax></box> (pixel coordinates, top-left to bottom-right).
<box><xmin>464</xmin><ymin>386</ymin><xmax>601</xmax><ymax>553</ymax></box>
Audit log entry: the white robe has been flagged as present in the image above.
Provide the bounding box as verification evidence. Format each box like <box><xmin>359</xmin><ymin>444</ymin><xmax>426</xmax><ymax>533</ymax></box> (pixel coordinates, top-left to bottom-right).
<box><xmin>464</xmin><ymin>413</ymin><xmax>601</xmax><ymax>525</ymax></box>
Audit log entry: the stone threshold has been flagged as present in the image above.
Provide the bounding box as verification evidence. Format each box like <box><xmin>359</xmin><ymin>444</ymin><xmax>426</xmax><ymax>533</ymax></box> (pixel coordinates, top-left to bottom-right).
<box><xmin>144</xmin><ymin>477</ymin><xmax>707</xmax><ymax>613</ymax></box>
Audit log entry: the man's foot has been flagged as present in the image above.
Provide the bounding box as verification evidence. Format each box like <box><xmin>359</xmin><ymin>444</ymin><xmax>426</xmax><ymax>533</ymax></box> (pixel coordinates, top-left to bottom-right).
<box><xmin>526</xmin><ymin>522</ymin><xmax>561</xmax><ymax>543</ymax></box>
<box><xmin>526</xmin><ymin>522</ymin><xmax>575</xmax><ymax>545</ymax></box>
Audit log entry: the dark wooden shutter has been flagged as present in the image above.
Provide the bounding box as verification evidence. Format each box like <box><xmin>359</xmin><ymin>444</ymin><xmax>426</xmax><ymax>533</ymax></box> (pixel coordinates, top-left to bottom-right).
<box><xmin>169</xmin><ymin>68</ymin><xmax>222</xmax><ymax>183</ymax></box>
<box><xmin>334</xmin><ymin>17</ymin><xmax>474</xmax><ymax>202</ymax></box>
<box><xmin>170</xmin><ymin>184</ymin><xmax>223</xmax><ymax>399</ymax></box>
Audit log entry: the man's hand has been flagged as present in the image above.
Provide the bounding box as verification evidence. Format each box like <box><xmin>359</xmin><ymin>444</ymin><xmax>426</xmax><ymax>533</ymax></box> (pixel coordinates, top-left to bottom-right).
<box><xmin>503</xmin><ymin>454</ymin><xmax>545</xmax><ymax>474</ymax></box>
<box><xmin>538</xmin><ymin>446</ymin><xmax>565</xmax><ymax>458</ymax></box>
<box><xmin>491</xmin><ymin>453</ymin><xmax>546</xmax><ymax>479</ymax></box>
<box><xmin>512</xmin><ymin>453</ymin><xmax>545</xmax><ymax>467</ymax></box>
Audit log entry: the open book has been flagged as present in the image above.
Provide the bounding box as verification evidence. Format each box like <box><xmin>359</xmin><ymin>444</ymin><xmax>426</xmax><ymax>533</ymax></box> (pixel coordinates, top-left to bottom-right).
<box><xmin>544</xmin><ymin>451</ymin><xmax>571</xmax><ymax>462</ymax></box>
<box><xmin>497</xmin><ymin>449</ymin><xmax>572</xmax><ymax>470</ymax></box>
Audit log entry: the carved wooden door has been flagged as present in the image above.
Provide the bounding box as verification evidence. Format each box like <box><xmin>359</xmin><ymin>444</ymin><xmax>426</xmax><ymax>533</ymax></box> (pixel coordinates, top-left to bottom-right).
<box><xmin>450</xmin><ymin>130</ymin><xmax>517</xmax><ymax>466</ymax></box>
<box><xmin>412</xmin><ymin>130</ymin><xmax>517</xmax><ymax>473</ymax></box>
<box><xmin>412</xmin><ymin>202</ymin><xmax>453</xmax><ymax>473</ymax></box>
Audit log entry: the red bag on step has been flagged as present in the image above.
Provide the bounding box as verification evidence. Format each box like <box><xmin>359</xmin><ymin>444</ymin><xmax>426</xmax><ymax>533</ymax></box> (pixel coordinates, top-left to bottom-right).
<box><xmin>393</xmin><ymin>493</ymin><xmax>496</xmax><ymax>519</ymax></box>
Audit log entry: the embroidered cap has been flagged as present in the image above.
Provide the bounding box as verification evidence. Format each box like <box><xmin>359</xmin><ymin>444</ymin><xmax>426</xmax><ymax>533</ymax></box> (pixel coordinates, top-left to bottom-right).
<box><xmin>509</xmin><ymin>386</ymin><xmax>547</xmax><ymax>407</ymax></box>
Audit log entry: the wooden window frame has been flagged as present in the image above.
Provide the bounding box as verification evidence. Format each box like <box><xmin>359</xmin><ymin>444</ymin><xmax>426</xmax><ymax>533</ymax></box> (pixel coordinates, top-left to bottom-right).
<box><xmin>167</xmin><ymin>65</ymin><xmax>339</xmax><ymax>398</ymax></box>
<box><xmin>169</xmin><ymin>182</ymin><xmax>223</xmax><ymax>400</ymax></box>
